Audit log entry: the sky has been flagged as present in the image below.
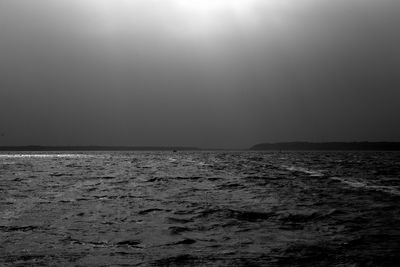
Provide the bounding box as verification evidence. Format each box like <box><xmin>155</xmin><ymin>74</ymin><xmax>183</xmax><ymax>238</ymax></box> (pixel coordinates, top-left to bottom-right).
<box><xmin>0</xmin><ymin>0</ymin><xmax>399</xmax><ymax>148</ymax></box>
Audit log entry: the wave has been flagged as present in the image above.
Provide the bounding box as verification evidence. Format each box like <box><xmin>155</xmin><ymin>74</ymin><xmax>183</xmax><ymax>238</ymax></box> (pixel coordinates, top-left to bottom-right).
<box><xmin>281</xmin><ymin>165</ymin><xmax>324</xmax><ymax>177</ymax></box>
<box><xmin>195</xmin><ymin>208</ymin><xmax>275</xmax><ymax>222</ymax></box>
<box><xmin>331</xmin><ymin>177</ymin><xmax>400</xmax><ymax>196</ymax></box>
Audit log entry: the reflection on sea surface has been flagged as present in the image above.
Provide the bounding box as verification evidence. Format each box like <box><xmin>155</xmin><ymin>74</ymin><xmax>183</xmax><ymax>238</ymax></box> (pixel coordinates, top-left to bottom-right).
<box><xmin>1</xmin><ymin>151</ymin><xmax>399</xmax><ymax>266</ymax></box>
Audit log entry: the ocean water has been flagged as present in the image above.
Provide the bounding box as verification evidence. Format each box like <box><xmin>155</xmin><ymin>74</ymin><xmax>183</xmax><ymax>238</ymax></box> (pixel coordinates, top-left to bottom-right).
<box><xmin>0</xmin><ymin>151</ymin><xmax>399</xmax><ymax>266</ymax></box>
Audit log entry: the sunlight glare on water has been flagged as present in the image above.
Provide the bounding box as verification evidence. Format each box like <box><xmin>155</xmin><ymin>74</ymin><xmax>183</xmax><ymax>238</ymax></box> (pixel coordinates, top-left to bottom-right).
<box><xmin>0</xmin><ymin>154</ymin><xmax>87</xmax><ymax>158</ymax></box>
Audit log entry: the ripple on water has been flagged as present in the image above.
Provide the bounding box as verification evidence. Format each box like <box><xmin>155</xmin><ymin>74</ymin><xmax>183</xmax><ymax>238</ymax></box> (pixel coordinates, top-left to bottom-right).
<box><xmin>1</xmin><ymin>151</ymin><xmax>400</xmax><ymax>266</ymax></box>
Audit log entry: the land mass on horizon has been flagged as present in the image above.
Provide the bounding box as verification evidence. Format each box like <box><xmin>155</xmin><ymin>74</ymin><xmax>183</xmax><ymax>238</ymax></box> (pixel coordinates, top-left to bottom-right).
<box><xmin>250</xmin><ymin>142</ymin><xmax>400</xmax><ymax>151</ymax></box>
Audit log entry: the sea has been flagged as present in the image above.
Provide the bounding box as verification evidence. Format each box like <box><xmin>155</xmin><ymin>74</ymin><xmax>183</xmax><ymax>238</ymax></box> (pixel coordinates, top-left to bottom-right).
<box><xmin>0</xmin><ymin>151</ymin><xmax>399</xmax><ymax>266</ymax></box>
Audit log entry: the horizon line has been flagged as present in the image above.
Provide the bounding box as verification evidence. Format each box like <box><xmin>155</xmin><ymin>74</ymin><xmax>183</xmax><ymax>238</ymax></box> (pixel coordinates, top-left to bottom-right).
<box><xmin>0</xmin><ymin>142</ymin><xmax>400</xmax><ymax>151</ymax></box>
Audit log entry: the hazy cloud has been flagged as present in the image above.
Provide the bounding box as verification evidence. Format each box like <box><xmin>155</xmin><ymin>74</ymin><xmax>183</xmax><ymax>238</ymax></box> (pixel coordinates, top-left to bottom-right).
<box><xmin>0</xmin><ymin>0</ymin><xmax>399</xmax><ymax>148</ymax></box>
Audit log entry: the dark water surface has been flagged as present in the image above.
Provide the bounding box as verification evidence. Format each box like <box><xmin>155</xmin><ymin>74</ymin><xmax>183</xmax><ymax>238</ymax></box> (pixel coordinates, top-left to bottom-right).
<box><xmin>1</xmin><ymin>151</ymin><xmax>399</xmax><ymax>266</ymax></box>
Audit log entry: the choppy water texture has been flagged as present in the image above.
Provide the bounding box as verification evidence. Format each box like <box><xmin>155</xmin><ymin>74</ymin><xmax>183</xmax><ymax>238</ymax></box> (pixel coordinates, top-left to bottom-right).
<box><xmin>1</xmin><ymin>151</ymin><xmax>400</xmax><ymax>266</ymax></box>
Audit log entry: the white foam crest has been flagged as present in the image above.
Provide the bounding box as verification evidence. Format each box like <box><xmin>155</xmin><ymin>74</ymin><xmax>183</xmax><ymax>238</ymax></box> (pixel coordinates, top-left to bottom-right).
<box><xmin>281</xmin><ymin>165</ymin><xmax>324</xmax><ymax>177</ymax></box>
<box><xmin>331</xmin><ymin>177</ymin><xmax>400</xmax><ymax>196</ymax></box>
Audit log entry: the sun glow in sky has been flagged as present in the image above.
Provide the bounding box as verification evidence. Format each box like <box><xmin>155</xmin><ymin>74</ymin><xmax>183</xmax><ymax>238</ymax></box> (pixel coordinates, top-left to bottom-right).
<box><xmin>173</xmin><ymin>0</ymin><xmax>261</xmax><ymax>22</ymax></box>
<box><xmin>83</xmin><ymin>0</ymin><xmax>274</xmax><ymax>39</ymax></box>
<box><xmin>174</xmin><ymin>0</ymin><xmax>250</xmax><ymax>33</ymax></box>
<box><xmin>1</xmin><ymin>0</ymin><xmax>399</xmax><ymax>147</ymax></box>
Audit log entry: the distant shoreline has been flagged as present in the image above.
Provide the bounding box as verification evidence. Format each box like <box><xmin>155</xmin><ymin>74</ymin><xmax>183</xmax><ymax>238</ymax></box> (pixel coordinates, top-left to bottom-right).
<box><xmin>250</xmin><ymin>142</ymin><xmax>400</xmax><ymax>151</ymax></box>
<box><xmin>1</xmin><ymin>142</ymin><xmax>400</xmax><ymax>151</ymax></box>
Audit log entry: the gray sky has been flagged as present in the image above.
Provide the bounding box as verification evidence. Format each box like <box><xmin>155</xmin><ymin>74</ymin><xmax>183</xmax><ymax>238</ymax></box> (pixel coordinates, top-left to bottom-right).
<box><xmin>0</xmin><ymin>0</ymin><xmax>399</xmax><ymax>148</ymax></box>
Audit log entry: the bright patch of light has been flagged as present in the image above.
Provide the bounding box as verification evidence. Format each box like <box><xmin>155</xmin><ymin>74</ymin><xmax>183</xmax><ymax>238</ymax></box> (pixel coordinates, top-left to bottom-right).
<box><xmin>0</xmin><ymin>154</ymin><xmax>87</xmax><ymax>158</ymax></box>
<box><xmin>82</xmin><ymin>0</ymin><xmax>267</xmax><ymax>39</ymax></box>
<box><xmin>172</xmin><ymin>0</ymin><xmax>261</xmax><ymax>37</ymax></box>
<box><xmin>175</xmin><ymin>0</ymin><xmax>257</xmax><ymax>13</ymax></box>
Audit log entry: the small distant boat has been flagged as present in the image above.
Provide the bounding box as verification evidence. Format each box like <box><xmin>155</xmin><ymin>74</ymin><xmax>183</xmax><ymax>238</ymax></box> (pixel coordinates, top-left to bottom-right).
<box><xmin>173</xmin><ymin>149</ymin><xmax>178</xmax><ymax>153</ymax></box>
